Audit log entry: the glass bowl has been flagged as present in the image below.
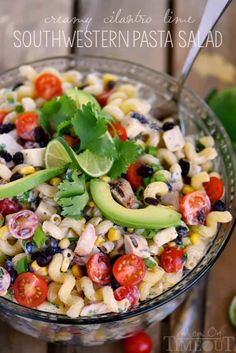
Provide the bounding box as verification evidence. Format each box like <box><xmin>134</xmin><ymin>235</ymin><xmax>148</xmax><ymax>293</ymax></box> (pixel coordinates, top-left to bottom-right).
<box><xmin>0</xmin><ymin>56</ymin><xmax>235</xmax><ymax>345</ymax></box>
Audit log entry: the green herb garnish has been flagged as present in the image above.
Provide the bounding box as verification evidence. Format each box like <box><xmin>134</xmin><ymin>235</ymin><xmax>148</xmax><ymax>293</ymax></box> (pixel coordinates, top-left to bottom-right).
<box><xmin>144</xmin><ymin>258</ymin><xmax>157</xmax><ymax>269</ymax></box>
<box><xmin>16</xmin><ymin>256</ymin><xmax>28</xmax><ymax>274</ymax></box>
<box><xmin>33</xmin><ymin>227</ymin><xmax>46</xmax><ymax>248</ymax></box>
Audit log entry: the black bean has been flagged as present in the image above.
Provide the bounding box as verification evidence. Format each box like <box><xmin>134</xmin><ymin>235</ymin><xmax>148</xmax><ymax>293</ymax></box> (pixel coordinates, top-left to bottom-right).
<box><xmin>162</xmin><ymin>122</ymin><xmax>175</xmax><ymax>131</ymax></box>
<box><xmin>107</xmin><ymin>80</ymin><xmax>116</xmax><ymax>90</ymax></box>
<box><xmin>213</xmin><ymin>200</ymin><xmax>226</xmax><ymax>211</ymax></box>
<box><xmin>176</xmin><ymin>225</ymin><xmax>188</xmax><ymax>237</ymax></box>
<box><xmin>137</xmin><ymin>165</ymin><xmax>154</xmax><ymax>177</ymax></box>
<box><xmin>13</xmin><ymin>151</ymin><xmax>24</xmax><ymax>164</ymax></box>
<box><xmin>10</xmin><ymin>172</ymin><xmax>22</xmax><ymax>182</ymax></box>
<box><xmin>0</xmin><ymin>150</ymin><xmax>12</xmax><ymax>162</ymax></box>
<box><xmin>0</xmin><ymin>123</ymin><xmax>15</xmax><ymax>134</ymax></box>
<box><xmin>179</xmin><ymin>159</ymin><xmax>190</xmax><ymax>178</ymax></box>
<box><xmin>36</xmin><ymin>253</ymin><xmax>52</xmax><ymax>267</ymax></box>
<box><xmin>166</xmin><ymin>182</ymin><xmax>173</xmax><ymax>192</ymax></box>
<box><xmin>144</xmin><ymin>197</ymin><xmax>159</xmax><ymax>205</ymax></box>
<box><xmin>34</xmin><ymin>127</ymin><xmax>47</xmax><ymax>143</ymax></box>
<box><xmin>175</xmin><ymin>235</ymin><xmax>183</xmax><ymax>245</ymax></box>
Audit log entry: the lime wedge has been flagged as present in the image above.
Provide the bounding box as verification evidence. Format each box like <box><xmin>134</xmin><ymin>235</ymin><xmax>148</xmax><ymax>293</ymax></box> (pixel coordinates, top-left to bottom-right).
<box><xmin>45</xmin><ymin>139</ymin><xmax>79</xmax><ymax>169</ymax></box>
<box><xmin>229</xmin><ymin>296</ymin><xmax>236</xmax><ymax>328</ymax></box>
<box><xmin>76</xmin><ymin>149</ymin><xmax>113</xmax><ymax>177</ymax></box>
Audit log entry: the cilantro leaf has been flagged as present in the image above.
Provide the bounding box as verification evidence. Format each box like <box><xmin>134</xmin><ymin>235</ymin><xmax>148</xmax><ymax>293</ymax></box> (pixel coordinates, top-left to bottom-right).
<box><xmin>58</xmin><ymin>193</ymin><xmax>89</xmax><ymax>219</ymax></box>
<box><xmin>109</xmin><ymin>137</ymin><xmax>140</xmax><ymax>179</ymax></box>
<box><xmin>39</xmin><ymin>96</ymin><xmax>76</xmax><ymax>135</ymax></box>
<box><xmin>56</xmin><ymin>172</ymin><xmax>89</xmax><ymax>219</ymax></box>
<box><xmin>33</xmin><ymin>227</ymin><xmax>46</xmax><ymax>248</ymax></box>
<box><xmin>72</xmin><ymin>103</ymin><xmax>117</xmax><ymax>159</ymax></box>
<box><xmin>16</xmin><ymin>256</ymin><xmax>28</xmax><ymax>274</ymax></box>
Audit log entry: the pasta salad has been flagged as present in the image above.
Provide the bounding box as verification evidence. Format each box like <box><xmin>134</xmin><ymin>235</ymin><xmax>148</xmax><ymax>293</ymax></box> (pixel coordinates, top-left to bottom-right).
<box><xmin>0</xmin><ymin>65</ymin><xmax>232</xmax><ymax>318</ymax></box>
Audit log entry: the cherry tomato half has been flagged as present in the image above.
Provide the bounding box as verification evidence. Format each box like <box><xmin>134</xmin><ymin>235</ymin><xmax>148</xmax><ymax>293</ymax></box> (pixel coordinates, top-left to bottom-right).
<box><xmin>127</xmin><ymin>162</ymin><xmax>144</xmax><ymax>189</ymax></box>
<box><xmin>16</xmin><ymin>112</ymin><xmax>38</xmax><ymax>141</ymax></box>
<box><xmin>108</xmin><ymin>122</ymin><xmax>128</xmax><ymax>141</ymax></box>
<box><xmin>0</xmin><ymin>199</ymin><xmax>21</xmax><ymax>216</ymax></box>
<box><xmin>86</xmin><ymin>253</ymin><xmax>111</xmax><ymax>285</ymax></box>
<box><xmin>180</xmin><ymin>190</ymin><xmax>211</xmax><ymax>225</ymax></box>
<box><xmin>114</xmin><ymin>286</ymin><xmax>140</xmax><ymax>307</ymax></box>
<box><xmin>160</xmin><ymin>247</ymin><xmax>185</xmax><ymax>273</ymax></box>
<box><xmin>13</xmin><ymin>273</ymin><xmax>48</xmax><ymax>308</ymax></box>
<box><xmin>96</xmin><ymin>89</ymin><xmax>113</xmax><ymax>107</ymax></box>
<box><xmin>0</xmin><ymin>111</ymin><xmax>8</xmax><ymax>125</ymax></box>
<box><xmin>9</xmin><ymin>210</ymin><xmax>39</xmax><ymax>240</ymax></box>
<box><xmin>113</xmin><ymin>254</ymin><xmax>146</xmax><ymax>286</ymax></box>
<box><xmin>63</xmin><ymin>135</ymin><xmax>80</xmax><ymax>148</ymax></box>
<box><xmin>35</xmin><ymin>73</ymin><xmax>63</xmax><ymax>100</ymax></box>
<box><xmin>203</xmin><ymin>176</ymin><xmax>224</xmax><ymax>202</ymax></box>
<box><xmin>123</xmin><ymin>331</ymin><xmax>152</xmax><ymax>353</ymax></box>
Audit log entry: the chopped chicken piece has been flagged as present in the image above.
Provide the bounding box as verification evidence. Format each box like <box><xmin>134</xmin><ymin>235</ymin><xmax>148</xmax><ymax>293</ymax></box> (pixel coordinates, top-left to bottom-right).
<box><xmin>153</xmin><ymin>227</ymin><xmax>178</xmax><ymax>247</ymax></box>
<box><xmin>124</xmin><ymin>234</ymin><xmax>150</xmax><ymax>258</ymax></box>
<box><xmin>111</xmin><ymin>178</ymin><xmax>139</xmax><ymax>209</ymax></box>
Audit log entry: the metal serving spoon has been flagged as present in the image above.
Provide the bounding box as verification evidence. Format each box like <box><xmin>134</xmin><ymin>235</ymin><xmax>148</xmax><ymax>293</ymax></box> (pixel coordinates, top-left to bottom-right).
<box><xmin>155</xmin><ymin>0</ymin><xmax>232</xmax><ymax>134</ymax></box>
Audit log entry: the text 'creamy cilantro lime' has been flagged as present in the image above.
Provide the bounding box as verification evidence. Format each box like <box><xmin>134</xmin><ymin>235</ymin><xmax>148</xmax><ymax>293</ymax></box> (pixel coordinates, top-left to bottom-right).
<box><xmin>0</xmin><ymin>67</ymin><xmax>232</xmax><ymax>318</ymax></box>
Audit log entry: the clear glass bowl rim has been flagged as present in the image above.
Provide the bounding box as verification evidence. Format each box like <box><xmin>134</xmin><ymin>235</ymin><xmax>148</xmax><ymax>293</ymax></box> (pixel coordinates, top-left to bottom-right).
<box><xmin>0</xmin><ymin>54</ymin><xmax>235</xmax><ymax>325</ymax></box>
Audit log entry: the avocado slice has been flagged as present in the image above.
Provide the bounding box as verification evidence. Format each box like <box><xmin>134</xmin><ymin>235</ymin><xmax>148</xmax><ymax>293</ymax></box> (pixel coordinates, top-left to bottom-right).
<box><xmin>66</xmin><ymin>88</ymin><xmax>100</xmax><ymax>109</ymax></box>
<box><xmin>90</xmin><ymin>180</ymin><xmax>181</xmax><ymax>229</ymax></box>
<box><xmin>0</xmin><ymin>167</ymin><xmax>66</xmax><ymax>198</ymax></box>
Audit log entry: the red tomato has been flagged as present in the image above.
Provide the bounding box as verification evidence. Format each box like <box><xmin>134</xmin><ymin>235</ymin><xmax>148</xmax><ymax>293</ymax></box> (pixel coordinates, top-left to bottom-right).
<box><xmin>113</xmin><ymin>254</ymin><xmax>146</xmax><ymax>286</ymax></box>
<box><xmin>96</xmin><ymin>89</ymin><xmax>113</xmax><ymax>107</ymax></box>
<box><xmin>13</xmin><ymin>273</ymin><xmax>48</xmax><ymax>308</ymax></box>
<box><xmin>9</xmin><ymin>210</ymin><xmax>39</xmax><ymax>240</ymax></box>
<box><xmin>0</xmin><ymin>111</ymin><xmax>8</xmax><ymax>125</ymax></box>
<box><xmin>114</xmin><ymin>286</ymin><xmax>140</xmax><ymax>307</ymax></box>
<box><xmin>203</xmin><ymin>176</ymin><xmax>224</xmax><ymax>202</ymax></box>
<box><xmin>63</xmin><ymin>135</ymin><xmax>80</xmax><ymax>148</ymax></box>
<box><xmin>35</xmin><ymin>73</ymin><xmax>63</xmax><ymax>100</ymax></box>
<box><xmin>86</xmin><ymin>253</ymin><xmax>111</xmax><ymax>285</ymax></box>
<box><xmin>123</xmin><ymin>331</ymin><xmax>152</xmax><ymax>353</ymax></box>
<box><xmin>160</xmin><ymin>247</ymin><xmax>185</xmax><ymax>273</ymax></box>
<box><xmin>0</xmin><ymin>199</ymin><xmax>21</xmax><ymax>216</ymax></box>
<box><xmin>16</xmin><ymin>112</ymin><xmax>38</xmax><ymax>141</ymax></box>
<box><xmin>180</xmin><ymin>191</ymin><xmax>211</xmax><ymax>225</ymax></box>
<box><xmin>127</xmin><ymin>162</ymin><xmax>144</xmax><ymax>189</ymax></box>
<box><xmin>108</xmin><ymin>122</ymin><xmax>128</xmax><ymax>141</ymax></box>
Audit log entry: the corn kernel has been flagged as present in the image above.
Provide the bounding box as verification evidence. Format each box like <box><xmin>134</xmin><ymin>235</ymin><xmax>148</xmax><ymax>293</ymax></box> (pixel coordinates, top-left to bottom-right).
<box><xmin>183</xmin><ymin>185</ymin><xmax>194</xmax><ymax>194</ymax></box>
<box><xmin>59</xmin><ymin>238</ymin><xmax>70</xmax><ymax>249</ymax></box>
<box><xmin>169</xmin><ymin>242</ymin><xmax>176</xmax><ymax>247</ymax></box>
<box><xmin>157</xmin><ymin>246</ymin><xmax>164</xmax><ymax>256</ymax></box>
<box><xmin>110</xmin><ymin>250</ymin><xmax>119</xmax><ymax>258</ymax></box>
<box><xmin>102</xmin><ymin>73</ymin><xmax>118</xmax><ymax>86</ymax></box>
<box><xmin>19</xmin><ymin>166</ymin><xmax>35</xmax><ymax>175</ymax></box>
<box><xmin>190</xmin><ymin>232</ymin><xmax>201</xmax><ymax>245</ymax></box>
<box><xmin>0</xmin><ymin>226</ymin><xmax>9</xmax><ymax>239</ymax></box>
<box><xmin>95</xmin><ymin>288</ymin><xmax>103</xmax><ymax>301</ymax></box>
<box><xmin>31</xmin><ymin>260</ymin><xmax>48</xmax><ymax>276</ymax></box>
<box><xmin>71</xmin><ymin>264</ymin><xmax>83</xmax><ymax>278</ymax></box>
<box><xmin>95</xmin><ymin>236</ymin><xmax>105</xmax><ymax>246</ymax></box>
<box><xmin>50</xmin><ymin>177</ymin><xmax>61</xmax><ymax>186</ymax></box>
<box><xmin>100</xmin><ymin>175</ymin><xmax>111</xmax><ymax>183</ymax></box>
<box><xmin>108</xmin><ymin>228</ymin><xmax>122</xmax><ymax>241</ymax></box>
<box><xmin>88</xmin><ymin>201</ymin><xmax>95</xmax><ymax>208</ymax></box>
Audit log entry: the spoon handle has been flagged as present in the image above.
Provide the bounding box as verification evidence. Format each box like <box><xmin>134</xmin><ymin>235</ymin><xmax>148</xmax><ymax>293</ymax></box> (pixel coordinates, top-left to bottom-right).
<box><xmin>179</xmin><ymin>0</ymin><xmax>232</xmax><ymax>89</ymax></box>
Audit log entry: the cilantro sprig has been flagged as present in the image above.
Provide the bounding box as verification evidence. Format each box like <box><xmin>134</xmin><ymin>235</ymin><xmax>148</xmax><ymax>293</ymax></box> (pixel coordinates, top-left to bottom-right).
<box><xmin>56</xmin><ymin>171</ymin><xmax>89</xmax><ymax>219</ymax></box>
<box><xmin>39</xmin><ymin>90</ymin><xmax>141</xmax><ymax>179</ymax></box>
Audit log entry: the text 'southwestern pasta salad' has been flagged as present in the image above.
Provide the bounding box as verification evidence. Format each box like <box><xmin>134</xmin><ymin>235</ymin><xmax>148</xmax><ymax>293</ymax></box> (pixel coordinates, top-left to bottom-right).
<box><xmin>0</xmin><ymin>66</ymin><xmax>232</xmax><ymax>318</ymax></box>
